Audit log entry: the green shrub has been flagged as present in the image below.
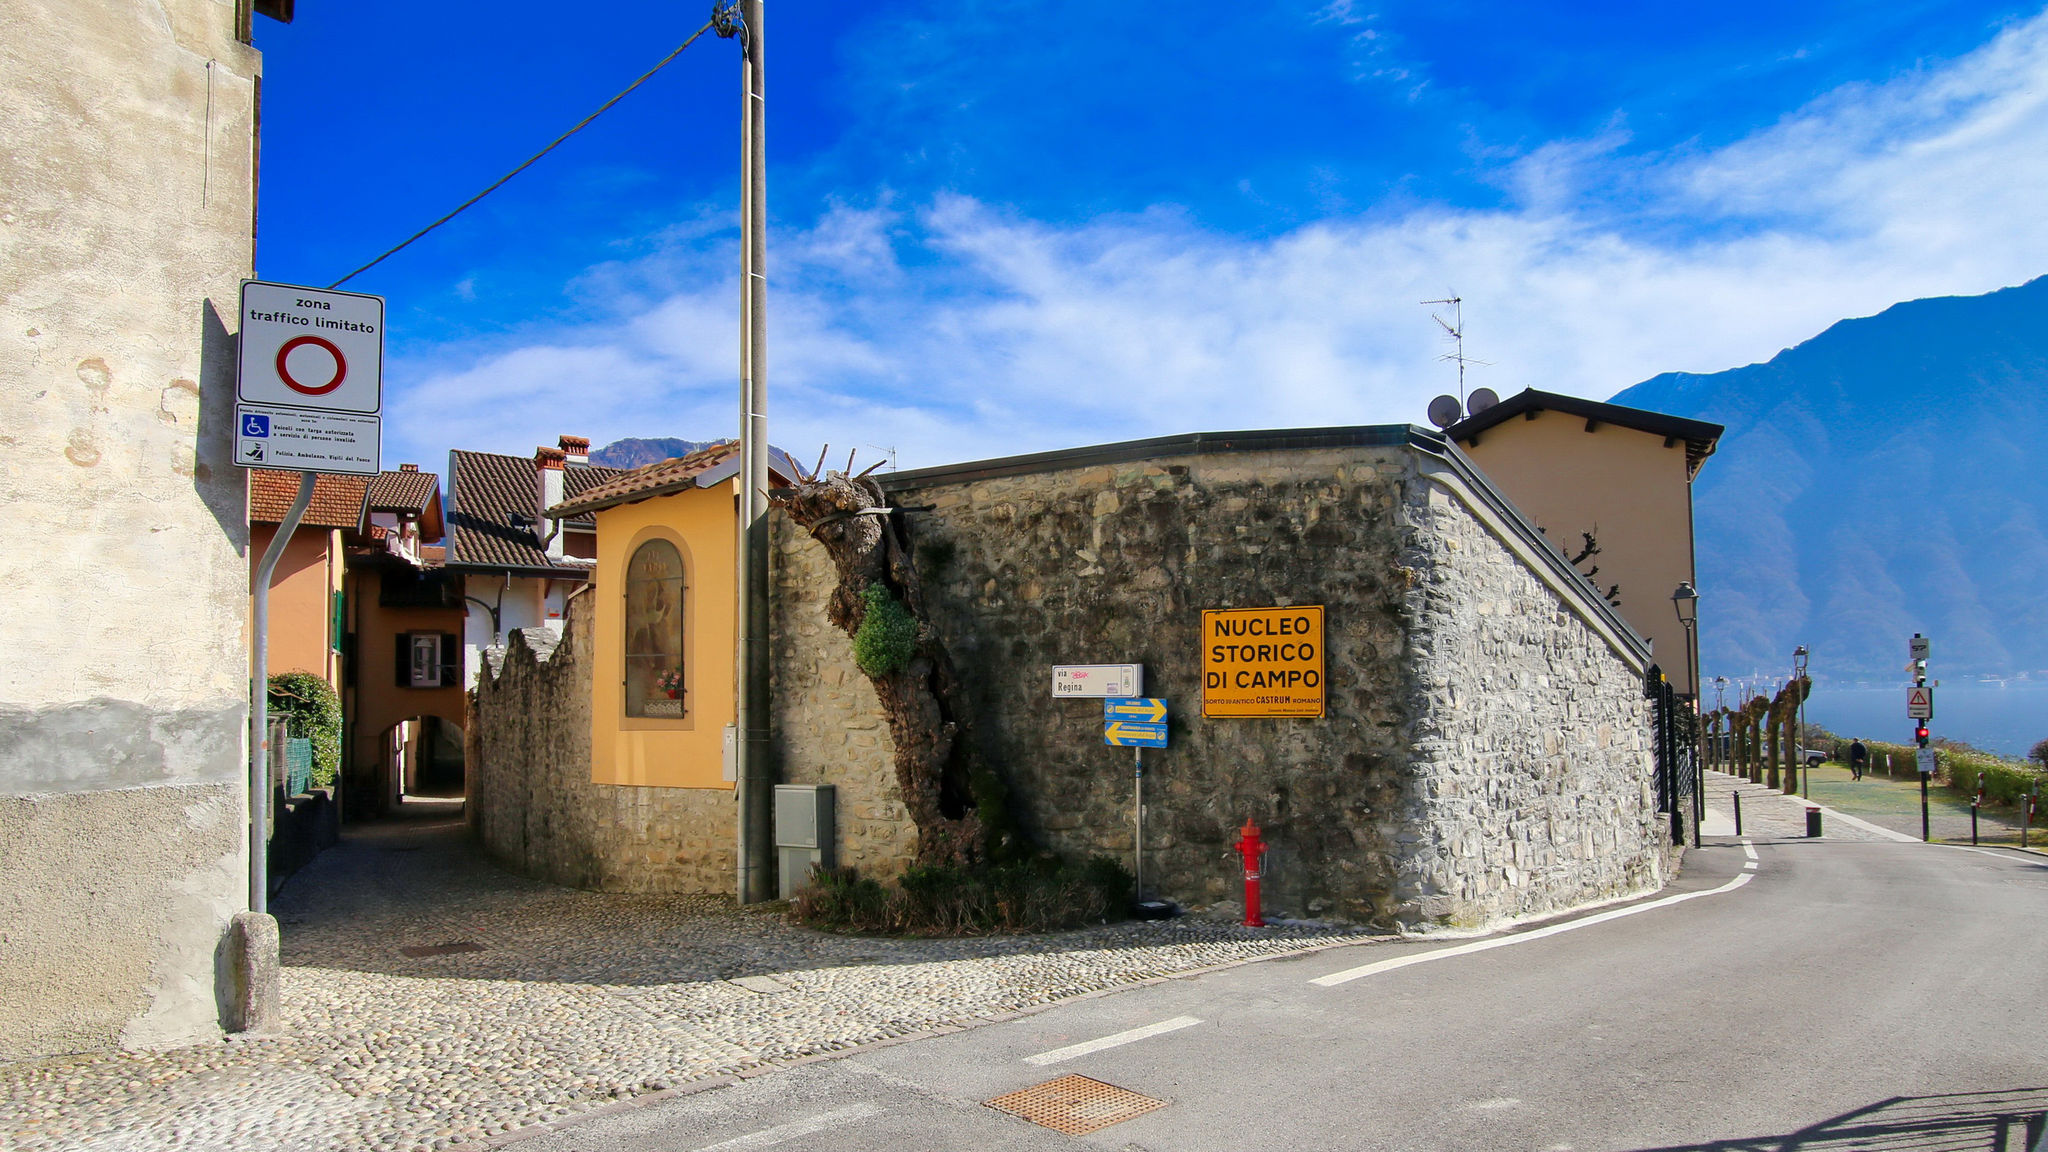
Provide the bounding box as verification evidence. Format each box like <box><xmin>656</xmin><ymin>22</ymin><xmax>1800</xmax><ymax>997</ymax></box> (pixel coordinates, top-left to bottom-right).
<box><xmin>850</xmin><ymin>584</ymin><xmax>918</xmax><ymax>677</ymax></box>
<box><xmin>791</xmin><ymin>855</ymin><xmax>1134</xmax><ymax>936</ymax></box>
<box><xmin>267</xmin><ymin>671</ymin><xmax>341</xmax><ymax>787</ymax></box>
<box><xmin>1937</xmin><ymin>745</ymin><xmax>2044</xmax><ymax>807</ymax></box>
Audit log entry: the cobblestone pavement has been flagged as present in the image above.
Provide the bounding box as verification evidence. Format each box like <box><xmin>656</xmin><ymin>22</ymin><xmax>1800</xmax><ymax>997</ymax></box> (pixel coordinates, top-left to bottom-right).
<box><xmin>1701</xmin><ymin>769</ymin><xmax>1893</xmax><ymax>842</ymax></box>
<box><xmin>4</xmin><ymin>811</ymin><xmax>1383</xmax><ymax>1152</ymax></box>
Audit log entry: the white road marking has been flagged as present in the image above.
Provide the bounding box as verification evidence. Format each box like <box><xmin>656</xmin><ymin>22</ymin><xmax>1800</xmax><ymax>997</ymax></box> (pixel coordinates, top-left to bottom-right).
<box><xmin>692</xmin><ymin>1104</ymin><xmax>884</xmax><ymax>1151</ymax></box>
<box><xmin>1023</xmin><ymin>1015</ymin><xmax>1203</xmax><ymax>1066</ymax></box>
<box><xmin>1806</xmin><ymin>804</ymin><xmax>1920</xmax><ymax>843</ymax></box>
<box><xmin>1943</xmin><ymin>843</ymin><xmax>2048</xmax><ymax>863</ymax></box>
<box><xmin>1311</xmin><ymin>872</ymin><xmax>1755</xmax><ymax>987</ymax></box>
<box><xmin>1742</xmin><ymin>840</ymin><xmax>1758</xmax><ymax>861</ymax></box>
<box><xmin>1743</xmin><ymin>861</ymin><xmax>1758</xmax><ymax>870</ymax></box>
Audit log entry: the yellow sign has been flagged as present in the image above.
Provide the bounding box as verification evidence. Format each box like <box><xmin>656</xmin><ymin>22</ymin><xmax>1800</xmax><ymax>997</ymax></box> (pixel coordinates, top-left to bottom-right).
<box><xmin>1201</xmin><ymin>606</ymin><xmax>1325</xmax><ymax>718</ymax></box>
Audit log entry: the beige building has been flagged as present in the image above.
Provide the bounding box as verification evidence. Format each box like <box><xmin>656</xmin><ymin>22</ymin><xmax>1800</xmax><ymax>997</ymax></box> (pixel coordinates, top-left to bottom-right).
<box><xmin>1</xmin><ymin>0</ymin><xmax>291</xmax><ymax>1059</ymax></box>
<box><xmin>1447</xmin><ymin>389</ymin><xmax>1723</xmax><ymax>698</ymax></box>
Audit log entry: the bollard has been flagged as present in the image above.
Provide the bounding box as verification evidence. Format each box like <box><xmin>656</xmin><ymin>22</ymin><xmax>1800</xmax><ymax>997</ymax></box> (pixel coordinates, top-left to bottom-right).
<box><xmin>1733</xmin><ymin>791</ymin><xmax>1743</xmax><ymax>836</ymax></box>
<box><xmin>1972</xmin><ymin>789</ymin><xmax>1981</xmax><ymax>847</ymax></box>
<box><xmin>1805</xmin><ymin>806</ymin><xmax>1823</xmax><ymax>838</ymax></box>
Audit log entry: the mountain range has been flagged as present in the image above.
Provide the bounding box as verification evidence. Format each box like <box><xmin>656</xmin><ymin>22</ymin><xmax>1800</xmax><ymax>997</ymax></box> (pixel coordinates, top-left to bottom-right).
<box><xmin>1611</xmin><ymin>275</ymin><xmax>2048</xmax><ymax>682</ymax></box>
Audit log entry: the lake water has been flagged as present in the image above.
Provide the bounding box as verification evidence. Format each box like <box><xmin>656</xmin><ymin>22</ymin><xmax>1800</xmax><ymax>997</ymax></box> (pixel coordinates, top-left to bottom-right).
<box><xmin>1799</xmin><ymin>681</ymin><xmax>2047</xmax><ymax>759</ymax></box>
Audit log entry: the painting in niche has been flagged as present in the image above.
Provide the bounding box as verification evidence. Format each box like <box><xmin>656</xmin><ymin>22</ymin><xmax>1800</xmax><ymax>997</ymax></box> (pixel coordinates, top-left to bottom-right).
<box><xmin>624</xmin><ymin>539</ymin><xmax>685</xmax><ymax>718</ymax></box>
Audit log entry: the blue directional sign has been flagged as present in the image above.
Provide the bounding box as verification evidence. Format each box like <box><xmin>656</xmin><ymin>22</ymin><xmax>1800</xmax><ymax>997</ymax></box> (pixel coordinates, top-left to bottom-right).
<box><xmin>1105</xmin><ymin>721</ymin><xmax>1167</xmax><ymax>748</ymax></box>
<box><xmin>1104</xmin><ymin>698</ymin><xmax>1168</xmax><ymax>747</ymax></box>
<box><xmin>1104</xmin><ymin>698</ymin><xmax>1168</xmax><ymax>723</ymax></box>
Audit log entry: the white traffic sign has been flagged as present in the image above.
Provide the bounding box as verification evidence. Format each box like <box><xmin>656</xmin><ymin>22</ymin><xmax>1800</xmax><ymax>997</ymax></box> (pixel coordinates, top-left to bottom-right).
<box><xmin>236</xmin><ymin>281</ymin><xmax>384</xmax><ymax>415</ymax></box>
<box><xmin>1053</xmin><ymin>664</ymin><xmax>1142</xmax><ymax>698</ymax></box>
<box><xmin>1906</xmin><ymin>685</ymin><xmax>1933</xmax><ymax>719</ymax></box>
<box><xmin>1909</xmin><ymin>635</ymin><xmax>1929</xmax><ymax>662</ymax></box>
<box><xmin>1916</xmin><ymin>747</ymin><xmax>1937</xmax><ymax>775</ymax></box>
<box><xmin>235</xmin><ymin>404</ymin><xmax>380</xmax><ymax>475</ymax></box>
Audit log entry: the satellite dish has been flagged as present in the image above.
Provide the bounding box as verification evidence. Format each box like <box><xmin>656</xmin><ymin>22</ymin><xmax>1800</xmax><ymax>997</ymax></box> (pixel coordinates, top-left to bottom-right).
<box><xmin>1427</xmin><ymin>394</ymin><xmax>1463</xmax><ymax>429</ymax></box>
<box><xmin>1466</xmin><ymin>387</ymin><xmax>1499</xmax><ymax>417</ymax></box>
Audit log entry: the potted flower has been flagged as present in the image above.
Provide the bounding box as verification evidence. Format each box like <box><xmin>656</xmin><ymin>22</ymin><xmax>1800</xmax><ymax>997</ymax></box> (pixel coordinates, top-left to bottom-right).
<box><xmin>657</xmin><ymin>668</ymin><xmax>684</xmax><ymax>699</ymax></box>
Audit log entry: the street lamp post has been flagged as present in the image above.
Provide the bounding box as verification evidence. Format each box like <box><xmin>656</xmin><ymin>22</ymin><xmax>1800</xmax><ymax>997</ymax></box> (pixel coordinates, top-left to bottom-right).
<box><xmin>1794</xmin><ymin>645</ymin><xmax>1810</xmax><ymax>798</ymax></box>
<box><xmin>1713</xmin><ymin>676</ymin><xmax>1727</xmax><ymax>772</ymax></box>
<box><xmin>1672</xmin><ymin>581</ymin><xmax>1701</xmax><ymax>849</ymax></box>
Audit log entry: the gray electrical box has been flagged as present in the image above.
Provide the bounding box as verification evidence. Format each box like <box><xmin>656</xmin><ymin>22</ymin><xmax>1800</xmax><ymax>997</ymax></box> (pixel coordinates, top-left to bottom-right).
<box><xmin>773</xmin><ymin>784</ymin><xmax>836</xmax><ymax>900</ymax></box>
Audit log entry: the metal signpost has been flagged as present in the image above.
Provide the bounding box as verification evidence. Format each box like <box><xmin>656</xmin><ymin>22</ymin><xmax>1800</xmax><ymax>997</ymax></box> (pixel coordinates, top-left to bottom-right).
<box><xmin>1909</xmin><ymin>633</ymin><xmax>1932</xmax><ymax>842</ymax></box>
<box><xmin>237</xmin><ymin>280</ymin><xmax>384</xmax><ymax>913</ymax></box>
<box><xmin>1104</xmin><ymin>697</ymin><xmax>1169</xmax><ymax>901</ymax></box>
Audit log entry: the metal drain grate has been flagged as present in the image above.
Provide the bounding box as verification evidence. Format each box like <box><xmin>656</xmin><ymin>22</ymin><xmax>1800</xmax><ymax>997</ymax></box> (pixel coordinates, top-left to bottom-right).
<box><xmin>984</xmin><ymin>1075</ymin><xmax>1167</xmax><ymax>1135</ymax></box>
<box><xmin>400</xmin><ymin>941</ymin><xmax>486</xmax><ymax>958</ymax></box>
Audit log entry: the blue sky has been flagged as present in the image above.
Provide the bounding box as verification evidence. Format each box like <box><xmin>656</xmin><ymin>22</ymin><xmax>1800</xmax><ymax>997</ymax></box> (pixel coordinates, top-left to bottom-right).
<box><xmin>255</xmin><ymin>2</ymin><xmax>2048</xmax><ymax>471</ymax></box>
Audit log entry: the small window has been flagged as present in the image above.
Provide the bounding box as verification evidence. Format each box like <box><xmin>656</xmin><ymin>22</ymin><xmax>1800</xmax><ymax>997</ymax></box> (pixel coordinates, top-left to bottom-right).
<box><xmin>624</xmin><ymin>539</ymin><xmax>686</xmax><ymax>718</ymax></box>
<box><xmin>396</xmin><ymin>632</ymin><xmax>457</xmax><ymax>688</ymax></box>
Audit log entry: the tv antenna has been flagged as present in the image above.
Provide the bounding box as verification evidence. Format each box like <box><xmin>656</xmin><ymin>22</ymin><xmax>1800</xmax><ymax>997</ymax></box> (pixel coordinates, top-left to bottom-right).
<box><xmin>1421</xmin><ymin>293</ymin><xmax>1489</xmax><ymax>402</ymax></box>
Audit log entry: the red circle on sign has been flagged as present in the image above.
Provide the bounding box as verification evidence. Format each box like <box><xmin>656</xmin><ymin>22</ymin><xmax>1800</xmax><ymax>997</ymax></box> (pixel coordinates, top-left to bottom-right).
<box><xmin>275</xmin><ymin>335</ymin><xmax>348</xmax><ymax>395</ymax></box>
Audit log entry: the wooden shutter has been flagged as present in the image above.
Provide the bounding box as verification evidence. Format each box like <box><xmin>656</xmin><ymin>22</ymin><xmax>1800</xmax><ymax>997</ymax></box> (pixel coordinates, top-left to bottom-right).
<box><xmin>395</xmin><ymin>631</ymin><xmax>410</xmax><ymax>687</ymax></box>
<box><xmin>439</xmin><ymin>633</ymin><xmax>459</xmax><ymax>688</ymax></box>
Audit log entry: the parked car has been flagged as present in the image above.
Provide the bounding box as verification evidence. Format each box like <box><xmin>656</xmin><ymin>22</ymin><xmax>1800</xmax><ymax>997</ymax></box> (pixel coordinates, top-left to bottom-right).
<box><xmin>1803</xmin><ymin>748</ymin><xmax>1827</xmax><ymax>767</ymax></box>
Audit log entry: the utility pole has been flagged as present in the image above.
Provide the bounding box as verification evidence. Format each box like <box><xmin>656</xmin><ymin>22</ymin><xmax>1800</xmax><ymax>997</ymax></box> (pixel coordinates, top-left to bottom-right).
<box><xmin>721</xmin><ymin>0</ymin><xmax>774</xmax><ymax>904</ymax></box>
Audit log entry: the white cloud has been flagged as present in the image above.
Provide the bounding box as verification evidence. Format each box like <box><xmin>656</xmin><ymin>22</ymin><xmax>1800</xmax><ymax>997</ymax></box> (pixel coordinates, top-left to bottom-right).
<box><xmin>387</xmin><ymin>10</ymin><xmax>2048</xmax><ymax>473</ymax></box>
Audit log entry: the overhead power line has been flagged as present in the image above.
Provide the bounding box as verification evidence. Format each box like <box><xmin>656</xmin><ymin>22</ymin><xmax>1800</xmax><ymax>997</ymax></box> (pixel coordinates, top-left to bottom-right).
<box><xmin>330</xmin><ymin>19</ymin><xmax>721</xmax><ymax>289</ymax></box>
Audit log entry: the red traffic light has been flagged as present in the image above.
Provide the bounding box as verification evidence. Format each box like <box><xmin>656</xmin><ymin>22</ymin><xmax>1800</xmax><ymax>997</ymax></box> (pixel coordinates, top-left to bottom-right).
<box><xmin>1915</xmin><ymin>724</ymin><xmax>1930</xmax><ymax>745</ymax></box>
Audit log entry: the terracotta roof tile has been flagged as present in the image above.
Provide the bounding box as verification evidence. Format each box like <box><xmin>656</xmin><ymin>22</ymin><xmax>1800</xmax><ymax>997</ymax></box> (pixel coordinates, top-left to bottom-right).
<box><xmin>446</xmin><ymin>449</ymin><xmax>628</xmax><ymax>573</ymax></box>
<box><xmin>547</xmin><ymin>441</ymin><xmax>742</xmax><ymax>518</ymax></box>
<box><xmin>367</xmin><ymin>468</ymin><xmax>439</xmax><ymax>514</ymax></box>
<box><xmin>248</xmin><ymin>470</ymin><xmax>368</xmax><ymax>530</ymax></box>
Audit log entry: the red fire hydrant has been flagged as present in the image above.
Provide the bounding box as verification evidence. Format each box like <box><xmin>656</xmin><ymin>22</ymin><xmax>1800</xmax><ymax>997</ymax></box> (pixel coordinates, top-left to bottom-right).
<box><xmin>1234</xmin><ymin>818</ymin><xmax>1268</xmax><ymax>927</ymax></box>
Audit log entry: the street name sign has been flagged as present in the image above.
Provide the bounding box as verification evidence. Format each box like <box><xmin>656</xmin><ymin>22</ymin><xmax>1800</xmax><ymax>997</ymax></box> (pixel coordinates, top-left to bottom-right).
<box><xmin>1907</xmin><ymin>686</ymin><xmax>1933</xmax><ymax>719</ymax></box>
<box><xmin>234</xmin><ymin>280</ymin><xmax>385</xmax><ymax>476</ymax></box>
<box><xmin>1053</xmin><ymin>664</ymin><xmax>1142</xmax><ymax>698</ymax></box>
<box><xmin>1202</xmin><ymin>605</ymin><xmax>1325</xmax><ymax>718</ymax></box>
<box><xmin>1917</xmin><ymin>747</ymin><xmax>1937</xmax><ymax>775</ymax></box>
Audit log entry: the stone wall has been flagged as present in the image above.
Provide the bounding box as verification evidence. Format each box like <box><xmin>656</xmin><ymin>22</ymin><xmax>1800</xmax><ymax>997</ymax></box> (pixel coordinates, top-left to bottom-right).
<box><xmin>468</xmin><ymin>592</ymin><xmax>735</xmax><ymax>894</ymax></box>
<box><xmin>0</xmin><ymin>0</ymin><xmax>260</xmax><ymax>1059</ymax></box>
<box><xmin>1398</xmin><ymin>464</ymin><xmax>1664</xmax><ymax>927</ymax></box>
<box><xmin>762</xmin><ymin>429</ymin><xmax>1665</xmax><ymax>929</ymax></box>
<box><xmin>770</xmin><ymin>513</ymin><xmax>919</xmax><ymax>879</ymax></box>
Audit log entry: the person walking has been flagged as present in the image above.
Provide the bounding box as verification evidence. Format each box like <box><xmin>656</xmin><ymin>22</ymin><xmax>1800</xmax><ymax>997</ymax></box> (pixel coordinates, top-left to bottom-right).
<box><xmin>1849</xmin><ymin>738</ymin><xmax>1869</xmax><ymax>781</ymax></box>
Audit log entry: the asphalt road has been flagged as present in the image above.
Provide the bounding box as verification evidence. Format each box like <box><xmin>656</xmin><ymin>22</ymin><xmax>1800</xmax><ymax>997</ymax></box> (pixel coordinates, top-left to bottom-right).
<box><xmin>507</xmin><ymin>833</ymin><xmax>2048</xmax><ymax>1152</ymax></box>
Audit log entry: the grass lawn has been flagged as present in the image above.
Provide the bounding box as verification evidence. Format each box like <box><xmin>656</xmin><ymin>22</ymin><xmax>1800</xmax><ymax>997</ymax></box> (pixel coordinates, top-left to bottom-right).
<box><xmin>1795</xmin><ymin>762</ymin><xmax>2042</xmax><ymax>848</ymax></box>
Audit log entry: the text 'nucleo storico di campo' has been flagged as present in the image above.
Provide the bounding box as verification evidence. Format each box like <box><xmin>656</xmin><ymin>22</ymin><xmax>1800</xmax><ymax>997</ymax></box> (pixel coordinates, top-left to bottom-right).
<box><xmin>1201</xmin><ymin>605</ymin><xmax>1326</xmax><ymax>718</ymax></box>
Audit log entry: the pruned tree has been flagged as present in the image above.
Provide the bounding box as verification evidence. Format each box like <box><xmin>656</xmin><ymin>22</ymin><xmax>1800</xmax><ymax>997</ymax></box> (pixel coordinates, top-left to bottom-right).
<box><xmin>769</xmin><ymin>448</ymin><xmax>1023</xmax><ymax>868</ymax></box>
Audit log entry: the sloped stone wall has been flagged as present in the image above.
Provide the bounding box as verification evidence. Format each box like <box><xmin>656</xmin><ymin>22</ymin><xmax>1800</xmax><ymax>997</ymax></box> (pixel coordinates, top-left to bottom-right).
<box><xmin>1399</xmin><ymin>477</ymin><xmax>1664</xmax><ymax>927</ymax></box>
<box><xmin>468</xmin><ymin>592</ymin><xmax>734</xmax><ymax>894</ymax></box>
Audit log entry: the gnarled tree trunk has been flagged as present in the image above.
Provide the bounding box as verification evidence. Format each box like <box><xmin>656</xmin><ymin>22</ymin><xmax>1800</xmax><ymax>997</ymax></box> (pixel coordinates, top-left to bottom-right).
<box><xmin>770</xmin><ymin>461</ymin><xmax>1021</xmax><ymax>868</ymax></box>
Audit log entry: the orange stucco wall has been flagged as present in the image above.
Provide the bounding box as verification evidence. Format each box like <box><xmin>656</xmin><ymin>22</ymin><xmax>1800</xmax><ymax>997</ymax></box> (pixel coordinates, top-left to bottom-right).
<box><xmin>1460</xmin><ymin>410</ymin><xmax>1699</xmax><ymax>695</ymax></box>
<box><xmin>249</xmin><ymin>522</ymin><xmax>341</xmax><ymax>687</ymax></box>
<box><xmin>590</xmin><ymin>481</ymin><xmax>737</xmax><ymax>789</ymax></box>
<box><xmin>343</xmin><ymin>568</ymin><xmax>465</xmax><ymax>807</ymax></box>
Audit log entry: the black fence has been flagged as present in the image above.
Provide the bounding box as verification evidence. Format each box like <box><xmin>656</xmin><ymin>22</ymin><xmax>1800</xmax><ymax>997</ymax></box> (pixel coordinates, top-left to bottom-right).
<box><xmin>1648</xmin><ymin>667</ymin><xmax>1699</xmax><ymax>845</ymax></box>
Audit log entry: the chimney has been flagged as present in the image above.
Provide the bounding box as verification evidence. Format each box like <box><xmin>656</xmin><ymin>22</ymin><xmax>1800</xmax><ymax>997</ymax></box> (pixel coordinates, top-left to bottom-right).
<box><xmin>399</xmin><ymin>463</ymin><xmax>419</xmax><ymax>472</ymax></box>
<box><xmin>535</xmin><ymin>446</ymin><xmax>566</xmax><ymax>560</ymax></box>
<box><xmin>558</xmin><ymin>435</ymin><xmax>590</xmax><ymax>466</ymax></box>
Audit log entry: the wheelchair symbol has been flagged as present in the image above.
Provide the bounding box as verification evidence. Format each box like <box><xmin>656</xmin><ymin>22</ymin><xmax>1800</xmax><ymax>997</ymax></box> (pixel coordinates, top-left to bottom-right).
<box><xmin>242</xmin><ymin>414</ymin><xmax>271</xmax><ymax>438</ymax></box>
